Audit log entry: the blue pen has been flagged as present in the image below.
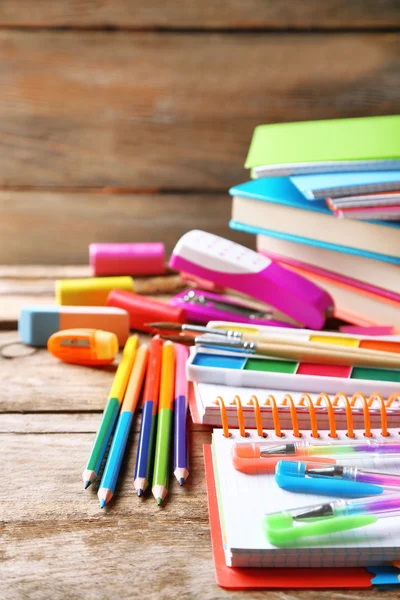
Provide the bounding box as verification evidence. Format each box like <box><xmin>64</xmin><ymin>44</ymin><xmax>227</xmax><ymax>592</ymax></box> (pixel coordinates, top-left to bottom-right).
<box><xmin>275</xmin><ymin>461</ymin><xmax>399</xmax><ymax>498</ymax></box>
<box><xmin>98</xmin><ymin>345</ymin><xmax>148</xmax><ymax>508</ymax></box>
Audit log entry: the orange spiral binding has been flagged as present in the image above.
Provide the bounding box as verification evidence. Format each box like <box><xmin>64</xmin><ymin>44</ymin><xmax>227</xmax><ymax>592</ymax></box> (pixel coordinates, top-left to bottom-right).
<box><xmin>232</xmin><ymin>395</ymin><xmax>247</xmax><ymax>438</ymax></box>
<box><xmin>264</xmin><ymin>394</ymin><xmax>283</xmax><ymax>438</ymax></box>
<box><xmin>298</xmin><ymin>394</ymin><xmax>319</xmax><ymax>439</ymax></box>
<box><xmin>368</xmin><ymin>393</ymin><xmax>388</xmax><ymax>437</ymax></box>
<box><xmin>281</xmin><ymin>395</ymin><xmax>301</xmax><ymax>438</ymax></box>
<box><xmin>315</xmin><ymin>393</ymin><xmax>337</xmax><ymax>438</ymax></box>
<box><xmin>350</xmin><ymin>393</ymin><xmax>372</xmax><ymax>437</ymax></box>
<box><xmin>213</xmin><ymin>391</ymin><xmax>400</xmax><ymax>438</ymax></box>
<box><xmin>333</xmin><ymin>393</ymin><xmax>355</xmax><ymax>439</ymax></box>
<box><xmin>248</xmin><ymin>395</ymin><xmax>264</xmax><ymax>437</ymax></box>
<box><xmin>214</xmin><ymin>396</ymin><xmax>230</xmax><ymax>438</ymax></box>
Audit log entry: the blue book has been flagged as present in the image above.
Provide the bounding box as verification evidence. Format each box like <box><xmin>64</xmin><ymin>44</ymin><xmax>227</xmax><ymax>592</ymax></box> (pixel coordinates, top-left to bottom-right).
<box><xmin>290</xmin><ymin>170</ymin><xmax>400</xmax><ymax>200</ymax></box>
<box><xmin>229</xmin><ymin>178</ymin><xmax>400</xmax><ymax>265</ymax></box>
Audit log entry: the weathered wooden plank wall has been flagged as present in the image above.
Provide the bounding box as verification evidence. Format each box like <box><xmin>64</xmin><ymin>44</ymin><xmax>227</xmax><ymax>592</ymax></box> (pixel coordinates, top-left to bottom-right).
<box><xmin>0</xmin><ymin>3</ymin><xmax>399</xmax><ymax>263</ymax></box>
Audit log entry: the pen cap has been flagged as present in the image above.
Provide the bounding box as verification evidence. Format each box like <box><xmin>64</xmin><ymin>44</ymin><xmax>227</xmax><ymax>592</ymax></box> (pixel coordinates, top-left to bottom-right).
<box><xmin>275</xmin><ymin>461</ymin><xmax>307</xmax><ymax>478</ymax></box>
<box><xmin>232</xmin><ymin>443</ymin><xmax>261</xmax><ymax>459</ymax></box>
<box><xmin>106</xmin><ymin>290</ymin><xmax>186</xmax><ymax>333</ymax></box>
<box><xmin>275</xmin><ymin>460</ymin><xmax>384</xmax><ymax>498</ymax></box>
<box><xmin>56</xmin><ymin>277</ymin><xmax>134</xmax><ymax>306</ymax></box>
<box><xmin>89</xmin><ymin>242</ymin><xmax>166</xmax><ymax>277</ymax></box>
<box><xmin>232</xmin><ymin>453</ymin><xmax>335</xmax><ymax>474</ymax></box>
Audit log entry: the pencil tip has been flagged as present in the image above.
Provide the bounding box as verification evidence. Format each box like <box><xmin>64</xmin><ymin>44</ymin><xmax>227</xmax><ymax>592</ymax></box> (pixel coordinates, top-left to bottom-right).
<box><xmin>156</xmin><ymin>497</ymin><xmax>162</xmax><ymax>506</ymax></box>
<box><xmin>137</xmin><ymin>489</ymin><xmax>143</xmax><ymax>497</ymax></box>
<box><xmin>179</xmin><ymin>478</ymin><xmax>185</xmax><ymax>486</ymax></box>
<box><xmin>100</xmin><ymin>499</ymin><xmax>106</xmax><ymax>509</ymax></box>
<box><xmin>84</xmin><ymin>481</ymin><xmax>91</xmax><ymax>490</ymax></box>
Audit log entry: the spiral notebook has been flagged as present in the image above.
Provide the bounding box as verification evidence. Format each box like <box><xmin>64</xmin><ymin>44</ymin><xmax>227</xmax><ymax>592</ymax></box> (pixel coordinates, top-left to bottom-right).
<box><xmin>204</xmin><ymin>445</ymin><xmax>400</xmax><ymax>588</ymax></box>
<box><xmin>190</xmin><ymin>382</ymin><xmax>400</xmax><ymax>433</ymax></box>
<box><xmin>211</xmin><ymin>426</ymin><xmax>400</xmax><ymax>570</ymax></box>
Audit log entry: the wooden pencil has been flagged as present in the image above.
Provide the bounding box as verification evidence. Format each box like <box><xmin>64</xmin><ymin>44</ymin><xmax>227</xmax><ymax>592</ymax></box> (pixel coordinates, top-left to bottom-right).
<box><xmin>82</xmin><ymin>335</ymin><xmax>138</xmax><ymax>489</ymax></box>
<box><xmin>173</xmin><ymin>344</ymin><xmax>190</xmax><ymax>486</ymax></box>
<box><xmin>98</xmin><ymin>344</ymin><xmax>149</xmax><ymax>508</ymax></box>
<box><xmin>133</xmin><ymin>337</ymin><xmax>163</xmax><ymax>496</ymax></box>
<box><xmin>152</xmin><ymin>341</ymin><xmax>175</xmax><ymax>505</ymax></box>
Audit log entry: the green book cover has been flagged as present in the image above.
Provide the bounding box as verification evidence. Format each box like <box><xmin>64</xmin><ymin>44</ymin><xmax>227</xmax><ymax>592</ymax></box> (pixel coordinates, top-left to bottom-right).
<box><xmin>245</xmin><ymin>115</ymin><xmax>400</xmax><ymax>169</ymax></box>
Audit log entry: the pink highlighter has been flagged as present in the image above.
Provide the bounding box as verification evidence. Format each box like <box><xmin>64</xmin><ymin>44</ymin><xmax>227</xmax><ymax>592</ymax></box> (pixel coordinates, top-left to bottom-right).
<box><xmin>169</xmin><ymin>230</ymin><xmax>334</xmax><ymax>330</ymax></box>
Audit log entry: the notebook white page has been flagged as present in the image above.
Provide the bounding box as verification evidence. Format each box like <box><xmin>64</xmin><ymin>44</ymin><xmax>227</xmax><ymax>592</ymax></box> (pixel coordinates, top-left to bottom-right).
<box><xmin>212</xmin><ymin>428</ymin><xmax>400</xmax><ymax>568</ymax></box>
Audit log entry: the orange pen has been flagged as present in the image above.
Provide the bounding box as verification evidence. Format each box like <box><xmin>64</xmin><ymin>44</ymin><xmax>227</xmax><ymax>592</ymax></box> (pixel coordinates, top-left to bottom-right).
<box><xmin>231</xmin><ymin>444</ymin><xmax>335</xmax><ymax>474</ymax></box>
<box><xmin>47</xmin><ymin>328</ymin><xmax>119</xmax><ymax>366</ymax></box>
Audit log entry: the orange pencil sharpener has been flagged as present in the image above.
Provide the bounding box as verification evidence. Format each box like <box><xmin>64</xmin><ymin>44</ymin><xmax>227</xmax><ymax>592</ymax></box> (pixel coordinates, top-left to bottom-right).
<box><xmin>47</xmin><ymin>328</ymin><xmax>119</xmax><ymax>366</ymax></box>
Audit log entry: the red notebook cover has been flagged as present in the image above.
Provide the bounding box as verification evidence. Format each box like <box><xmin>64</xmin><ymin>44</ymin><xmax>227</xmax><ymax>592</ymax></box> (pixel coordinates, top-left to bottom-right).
<box><xmin>203</xmin><ymin>444</ymin><xmax>376</xmax><ymax>589</ymax></box>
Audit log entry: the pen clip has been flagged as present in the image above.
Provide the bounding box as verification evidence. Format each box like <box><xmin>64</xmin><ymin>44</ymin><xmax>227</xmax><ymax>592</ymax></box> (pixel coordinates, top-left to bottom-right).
<box><xmin>264</xmin><ymin>512</ymin><xmax>377</xmax><ymax>546</ymax></box>
<box><xmin>275</xmin><ymin>461</ymin><xmax>383</xmax><ymax>498</ymax></box>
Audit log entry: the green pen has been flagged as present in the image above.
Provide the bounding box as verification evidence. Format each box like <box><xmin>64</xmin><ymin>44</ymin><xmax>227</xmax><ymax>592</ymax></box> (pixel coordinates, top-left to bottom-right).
<box><xmin>264</xmin><ymin>495</ymin><xmax>400</xmax><ymax>546</ymax></box>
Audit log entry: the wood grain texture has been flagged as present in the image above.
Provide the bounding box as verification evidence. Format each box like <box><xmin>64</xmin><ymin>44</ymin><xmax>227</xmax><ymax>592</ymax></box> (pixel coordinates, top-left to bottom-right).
<box><xmin>0</xmin><ymin>412</ymin><xmax>211</xmax><ymax>433</ymax></box>
<box><xmin>0</xmin><ymin>191</ymin><xmax>252</xmax><ymax>264</ymax></box>
<box><xmin>0</xmin><ymin>0</ymin><xmax>399</xmax><ymax>29</ymax></box>
<box><xmin>1</xmin><ymin>418</ymin><xmax>398</xmax><ymax>600</ymax></box>
<box><xmin>0</xmin><ymin>31</ymin><xmax>399</xmax><ymax>190</ymax></box>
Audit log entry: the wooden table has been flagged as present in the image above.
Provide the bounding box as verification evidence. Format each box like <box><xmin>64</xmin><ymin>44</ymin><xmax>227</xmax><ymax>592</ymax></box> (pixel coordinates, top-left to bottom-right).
<box><xmin>0</xmin><ymin>267</ymin><xmax>396</xmax><ymax>600</ymax></box>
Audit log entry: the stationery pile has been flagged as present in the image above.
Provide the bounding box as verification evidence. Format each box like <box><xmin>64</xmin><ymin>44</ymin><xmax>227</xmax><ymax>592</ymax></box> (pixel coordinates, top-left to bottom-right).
<box><xmin>229</xmin><ymin>115</ymin><xmax>400</xmax><ymax>328</ymax></box>
<box><xmin>13</xmin><ymin>225</ymin><xmax>400</xmax><ymax>589</ymax></box>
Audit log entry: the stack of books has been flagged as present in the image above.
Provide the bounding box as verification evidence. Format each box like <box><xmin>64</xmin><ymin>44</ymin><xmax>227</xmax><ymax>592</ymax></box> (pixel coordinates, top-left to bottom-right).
<box><xmin>229</xmin><ymin>115</ymin><xmax>400</xmax><ymax>328</ymax></box>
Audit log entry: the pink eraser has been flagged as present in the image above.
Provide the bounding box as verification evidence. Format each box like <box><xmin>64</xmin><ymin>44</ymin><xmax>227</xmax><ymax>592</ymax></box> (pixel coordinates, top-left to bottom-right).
<box><xmin>89</xmin><ymin>242</ymin><xmax>165</xmax><ymax>276</ymax></box>
<box><xmin>170</xmin><ymin>230</ymin><xmax>334</xmax><ymax>330</ymax></box>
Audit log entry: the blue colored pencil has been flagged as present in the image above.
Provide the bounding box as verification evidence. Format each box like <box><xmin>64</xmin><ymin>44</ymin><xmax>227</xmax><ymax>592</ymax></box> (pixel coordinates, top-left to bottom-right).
<box><xmin>133</xmin><ymin>336</ymin><xmax>163</xmax><ymax>496</ymax></box>
<box><xmin>98</xmin><ymin>344</ymin><xmax>149</xmax><ymax>508</ymax></box>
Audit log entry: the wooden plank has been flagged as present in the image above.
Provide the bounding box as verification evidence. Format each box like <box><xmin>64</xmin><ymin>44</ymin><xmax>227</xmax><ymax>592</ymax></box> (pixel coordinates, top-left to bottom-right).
<box><xmin>0</xmin><ymin>337</ymin><xmax>124</xmax><ymax>413</ymax></box>
<box><xmin>0</xmin><ymin>1</ymin><xmax>399</xmax><ymax>29</ymax></box>
<box><xmin>1</xmin><ymin>421</ymin><xmax>397</xmax><ymax>599</ymax></box>
<box><xmin>0</xmin><ymin>424</ymin><xmax>214</xmax><ymax>600</ymax></box>
<box><xmin>0</xmin><ymin>412</ymin><xmax>211</xmax><ymax>433</ymax></box>
<box><xmin>0</xmin><ymin>191</ymin><xmax>252</xmax><ymax>264</ymax></box>
<box><xmin>0</xmin><ymin>412</ymin><xmax>102</xmax><ymax>433</ymax></box>
<box><xmin>0</xmin><ymin>332</ymin><xmax>208</xmax><ymax>414</ymax></box>
<box><xmin>0</xmin><ymin>265</ymin><xmax>92</xmax><ymax>279</ymax></box>
<box><xmin>0</xmin><ymin>32</ymin><xmax>398</xmax><ymax>190</ymax></box>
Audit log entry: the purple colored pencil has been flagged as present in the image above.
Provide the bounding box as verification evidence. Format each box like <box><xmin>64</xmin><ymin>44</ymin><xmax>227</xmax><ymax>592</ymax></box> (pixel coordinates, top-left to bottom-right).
<box><xmin>173</xmin><ymin>344</ymin><xmax>190</xmax><ymax>485</ymax></box>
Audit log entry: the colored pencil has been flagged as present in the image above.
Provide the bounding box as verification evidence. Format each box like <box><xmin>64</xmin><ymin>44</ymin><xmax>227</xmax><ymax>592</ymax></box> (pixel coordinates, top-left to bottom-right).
<box><xmin>173</xmin><ymin>344</ymin><xmax>190</xmax><ymax>486</ymax></box>
<box><xmin>152</xmin><ymin>341</ymin><xmax>175</xmax><ymax>505</ymax></box>
<box><xmin>133</xmin><ymin>336</ymin><xmax>163</xmax><ymax>496</ymax></box>
<box><xmin>98</xmin><ymin>344</ymin><xmax>149</xmax><ymax>508</ymax></box>
<box><xmin>82</xmin><ymin>335</ymin><xmax>138</xmax><ymax>489</ymax></box>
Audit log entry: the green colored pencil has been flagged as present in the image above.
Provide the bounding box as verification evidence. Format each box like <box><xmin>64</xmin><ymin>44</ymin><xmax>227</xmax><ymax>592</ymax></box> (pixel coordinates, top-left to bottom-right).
<box><xmin>152</xmin><ymin>341</ymin><xmax>175</xmax><ymax>505</ymax></box>
<box><xmin>82</xmin><ymin>335</ymin><xmax>138</xmax><ymax>489</ymax></box>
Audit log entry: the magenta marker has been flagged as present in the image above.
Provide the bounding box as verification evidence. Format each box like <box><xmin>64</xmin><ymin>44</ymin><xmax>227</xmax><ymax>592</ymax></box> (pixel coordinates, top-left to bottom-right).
<box><xmin>170</xmin><ymin>230</ymin><xmax>333</xmax><ymax>330</ymax></box>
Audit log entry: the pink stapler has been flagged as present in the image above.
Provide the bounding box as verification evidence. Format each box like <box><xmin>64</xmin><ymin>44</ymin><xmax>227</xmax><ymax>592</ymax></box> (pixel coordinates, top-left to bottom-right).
<box><xmin>169</xmin><ymin>230</ymin><xmax>334</xmax><ymax>330</ymax></box>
